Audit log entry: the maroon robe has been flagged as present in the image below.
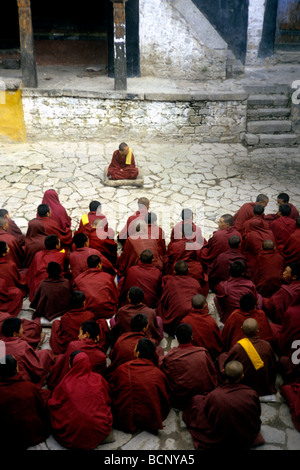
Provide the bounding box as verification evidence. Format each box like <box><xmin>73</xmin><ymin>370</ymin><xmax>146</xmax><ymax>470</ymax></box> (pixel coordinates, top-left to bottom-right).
<box><xmin>0</xmin><ymin>257</ymin><xmax>27</xmax><ymax>294</ymax></box>
<box><xmin>24</xmin><ymin>218</ymin><xmax>48</xmax><ymax>268</ymax></box>
<box><xmin>0</xmin><ymin>278</ymin><xmax>24</xmax><ymax>316</ymax></box>
<box><xmin>75</xmin><ymin>211</ymin><xmax>109</xmax><ymax>234</ymax></box>
<box><xmin>46</xmin><ymin>338</ymin><xmax>107</xmax><ymax>390</ymax></box>
<box><xmin>241</xmin><ymin>219</ymin><xmax>276</xmax><ymax>275</ymax></box>
<box><xmin>214</xmin><ymin>277</ymin><xmax>259</xmax><ymax>324</ymax></box>
<box><xmin>233</xmin><ymin>202</ymin><xmax>256</xmax><ymax>232</ymax></box>
<box><xmin>107</xmin><ymin>149</ymin><xmax>139</xmax><ymax>180</ymax></box>
<box><xmin>170</xmin><ymin>220</ymin><xmax>206</xmax><ymax>246</ymax></box>
<box><xmin>105</xmin><ymin>331</ymin><xmax>147</xmax><ymax>378</ymax></box>
<box><xmin>49</xmin><ymin>307</ymin><xmax>96</xmax><ymax>354</ymax></box>
<box><xmin>110</xmin><ymin>358</ymin><xmax>171</xmax><ymax>433</ymax></box>
<box><xmin>69</xmin><ymin>246</ymin><xmax>116</xmax><ymax>283</ymax></box>
<box><xmin>156</xmin><ymin>274</ymin><xmax>203</xmax><ymax>335</ymax></box>
<box><xmin>200</xmin><ymin>226</ymin><xmax>241</xmax><ymax>271</ymax></box>
<box><xmin>180</xmin><ymin>308</ymin><xmax>223</xmax><ymax>360</ymax></box>
<box><xmin>81</xmin><ymin>226</ymin><xmax>117</xmax><ymax>266</ymax></box>
<box><xmin>0</xmin><ymin>375</ymin><xmax>51</xmax><ymax>450</ymax></box>
<box><xmin>242</xmin><ymin>215</ymin><xmax>270</xmax><ymax>236</ymax></box>
<box><xmin>30</xmin><ymin>277</ymin><xmax>72</xmax><ymax>321</ymax></box>
<box><xmin>276</xmin><ymin>297</ymin><xmax>300</xmax><ymax>358</ymax></box>
<box><xmin>221</xmin><ymin>307</ymin><xmax>274</xmax><ymax>351</ymax></box>
<box><xmin>281</xmin><ymin>228</ymin><xmax>300</xmax><ymax>264</ymax></box>
<box><xmin>160</xmin><ymin>343</ymin><xmax>218</xmax><ymax>410</ymax></box>
<box><xmin>252</xmin><ymin>249</ymin><xmax>284</xmax><ymax>297</ymax></box>
<box><xmin>118</xmin><ymin>262</ymin><xmax>162</xmax><ymax>308</ymax></box>
<box><xmin>0</xmin><ymin>311</ymin><xmax>42</xmax><ymax>348</ymax></box>
<box><xmin>37</xmin><ymin>215</ymin><xmax>73</xmax><ymax>246</ymax></box>
<box><xmin>265</xmin><ymin>203</ymin><xmax>299</xmax><ymax>222</ymax></box>
<box><xmin>118</xmin><ymin>208</ymin><xmax>148</xmax><ymax>243</ymax></box>
<box><xmin>3</xmin><ymin>336</ymin><xmax>54</xmax><ymax>387</ymax></box>
<box><xmin>281</xmin><ymin>381</ymin><xmax>300</xmax><ymax>432</ymax></box>
<box><xmin>263</xmin><ymin>280</ymin><xmax>300</xmax><ymax>324</ymax></box>
<box><xmin>147</xmin><ymin>223</ymin><xmax>167</xmax><ymax>256</ymax></box>
<box><xmin>112</xmin><ymin>303</ymin><xmax>162</xmax><ymax>346</ymax></box>
<box><xmin>117</xmin><ymin>234</ymin><xmax>164</xmax><ymax>276</ymax></box>
<box><xmin>74</xmin><ymin>268</ymin><xmax>119</xmax><ymax>319</ymax></box>
<box><xmin>218</xmin><ymin>336</ymin><xmax>277</xmax><ymax>396</ymax></box>
<box><xmin>183</xmin><ymin>383</ymin><xmax>263</xmax><ymax>449</ymax></box>
<box><xmin>42</xmin><ymin>189</ymin><xmax>72</xmax><ymax>231</ymax></box>
<box><xmin>7</xmin><ymin>218</ymin><xmax>25</xmax><ymax>246</ymax></box>
<box><xmin>271</xmin><ymin>216</ymin><xmax>296</xmax><ymax>254</ymax></box>
<box><xmin>0</xmin><ymin>229</ymin><xmax>24</xmax><ymax>268</ymax></box>
<box><xmin>207</xmin><ymin>248</ymin><xmax>247</xmax><ymax>292</ymax></box>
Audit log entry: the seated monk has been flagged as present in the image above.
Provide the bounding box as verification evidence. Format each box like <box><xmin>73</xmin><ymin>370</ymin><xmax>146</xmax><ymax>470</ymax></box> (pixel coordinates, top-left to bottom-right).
<box><xmin>47</xmin><ymin>320</ymin><xmax>107</xmax><ymax>390</ymax></box>
<box><xmin>146</xmin><ymin>212</ymin><xmax>167</xmax><ymax>256</ymax></box>
<box><xmin>281</xmin><ymin>379</ymin><xmax>300</xmax><ymax>433</ymax></box>
<box><xmin>221</xmin><ymin>293</ymin><xmax>273</xmax><ymax>351</ymax></box>
<box><xmin>0</xmin><ymin>241</ymin><xmax>27</xmax><ymax>296</ymax></box>
<box><xmin>233</xmin><ymin>194</ymin><xmax>269</xmax><ymax>233</ymax></box>
<box><xmin>75</xmin><ymin>200</ymin><xmax>109</xmax><ymax>234</ymax></box>
<box><xmin>0</xmin><ymin>355</ymin><xmax>51</xmax><ymax>450</ymax></box>
<box><xmin>111</xmin><ymin>286</ymin><xmax>162</xmax><ymax>346</ymax></box>
<box><xmin>34</xmin><ymin>203</ymin><xmax>73</xmax><ymax>247</ymax></box>
<box><xmin>156</xmin><ymin>260</ymin><xmax>203</xmax><ymax>336</ymax></box>
<box><xmin>160</xmin><ymin>323</ymin><xmax>218</xmax><ymax>410</ymax></box>
<box><xmin>83</xmin><ymin>219</ymin><xmax>117</xmax><ymax>266</ymax></box>
<box><xmin>48</xmin><ymin>351</ymin><xmax>112</xmax><ymax>450</ymax></box>
<box><xmin>265</xmin><ymin>192</ymin><xmax>299</xmax><ymax>222</ymax></box>
<box><xmin>74</xmin><ymin>254</ymin><xmax>119</xmax><ymax>320</ymax></box>
<box><xmin>270</xmin><ymin>204</ymin><xmax>296</xmax><ymax>255</ymax></box>
<box><xmin>0</xmin><ymin>216</ymin><xmax>24</xmax><ymax>268</ymax></box>
<box><xmin>218</xmin><ymin>319</ymin><xmax>277</xmax><ymax>397</ymax></box>
<box><xmin>118</xmin><ymin>197</ymin><xmax>149</xmax><ymax>244</ymax></box>
<box><xmin>1</xmin><ymin>317</ymin><xmax>54</xmax><ymax>387</ymax></box>
<box><xmin>0</xmin><ymin>311</ymin><xmax>44</xmax><ymax>349</ymax></box>
<box><xmin>170</xmin><ymin>208</ymin><xmax>206</xmax><ymax>246</ymax></box>
<box><xmin>49</xmin><ymin>291</ymin><xmax>96</xmax><ymax>355</ymax></box>
<box><xmin>252</xmin><ymin>239</ymin><xmax>284</xmax><ymax>297</ymax></box>
<box><xmin>23</xmin><ymin>218</ymin><xmax>48</xmax><ymax>268</ymax></box>
<box><xmin>30</xmin><ymin>262</ymin><xmax>72</xmax><ymax>322</ymax></box>
<box><xmin>241</xmin><ymin>204</ymin><xmax>270</xmax><ymax>235</ymax></box>
<box><xmin>110</xmin><ymin>337</ymin><xmax>171</xmax><ymax>433</ymax></box>
<box><xmin>0</xmin><ymin>278</ymin><xmax>24</xmax><ymax>316</ymax></box>
<box><xmin>0</xmin><ymin>208</ymin><xmax>25</xmax><ymax>246</ymax></box>
<box><xmin>118</xmin><ymin>249</ymin><xmax>162</xmax><ymax>308</ymax></box>
<box><xmin>41</xmin><ymin>189</ymin><xmax>71</xmax><ymax>232</ymax></box>
<box><xmin>107</xmin><ymin>142</ymin><xmax>139</xmax><ymax>180</ymax></box>
<box><xmin>183</xmin><ymin>360</ymin><xmax>264</xmax><ymax>450</ymax></box>
<box><xmin>281</xmin><ymin>216</ymin><xmax>300</xmax><ymax>265</ymax></box>
<box><xmin>180</xmin><ymin>294</ymin><xmax>223</xmax><ymax>361</ymax></box>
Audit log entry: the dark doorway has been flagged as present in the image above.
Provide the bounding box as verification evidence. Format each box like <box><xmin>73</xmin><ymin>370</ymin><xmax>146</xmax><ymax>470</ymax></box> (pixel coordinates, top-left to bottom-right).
<box><xmin>274</xmin><ymin>0</ymin><xmax>300</xmax><ymax>50</ymax></box>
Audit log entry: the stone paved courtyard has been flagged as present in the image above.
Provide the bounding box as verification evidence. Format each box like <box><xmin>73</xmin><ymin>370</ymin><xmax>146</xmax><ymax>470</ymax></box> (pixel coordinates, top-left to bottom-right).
<box><xmin>1</xmin><ymin>139</ymin><xmax>300</xmax><ymax>450</ymax></box>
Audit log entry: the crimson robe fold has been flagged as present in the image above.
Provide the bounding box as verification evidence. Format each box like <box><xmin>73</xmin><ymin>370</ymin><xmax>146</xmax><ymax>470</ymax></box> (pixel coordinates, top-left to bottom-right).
<box><xmin>118</xmin><ymin>262</ymin><xmax>162</xmax><ymax>308</ymax></box>
<box><xmin>117</xmin><ymin>234</ymin><xmax>164</xmax><ymax>277</ymax></box>
<box><xmin>30</xmin><ymin>276</ymin><xmax>72</xmax><ymax>321</ymax></box>
<box><xmin>200</xmin><ymin>226</ymin><xmax>241</xmax><ymax>271</ymax></box>
<box><xmin>107</xmin><ymin>149</ymin><xmax>139</xmax><ymax>180</ymax></box>
<box><xmin>42</xmin><ymin>189</ymin><xmax>72</xmax><ymax>231</ymax></box>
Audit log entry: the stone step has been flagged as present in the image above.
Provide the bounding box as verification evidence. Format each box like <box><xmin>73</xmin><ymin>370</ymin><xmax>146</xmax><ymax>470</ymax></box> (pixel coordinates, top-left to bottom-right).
<box><xmin>243</xmin><ymin>84</ymin><xmax>291</xmax><ymax>95</ymax></box>
<box><xmin>247</xmin><ymin>120</ymin><xmax>292</xmax><ymax>134</ymax></box>
<box><xmin>247</xmin><ymin>107</ymin><xmax>291</xmax><ymax>121</ymax></box>
<box><xmin>247</xmin><ymin>94</ymin><xmax>289</xmax><ymax>107</ymax></box>
<box><xmin>244</xmin><ymin>132</ymin><xmax>299</xmax><ymax>147</ymax></box>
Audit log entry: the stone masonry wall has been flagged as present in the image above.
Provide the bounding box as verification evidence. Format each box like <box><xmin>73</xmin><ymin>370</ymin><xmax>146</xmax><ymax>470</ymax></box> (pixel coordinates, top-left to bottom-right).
<box><xmin>21</xmin><ymin>91</ymin><xmax>247</xmax><ymax>143</ymax></box>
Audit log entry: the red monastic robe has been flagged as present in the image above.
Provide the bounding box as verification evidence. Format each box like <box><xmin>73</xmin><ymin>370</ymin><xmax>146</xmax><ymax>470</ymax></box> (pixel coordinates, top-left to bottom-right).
<box><xmin>42</xmin><ymin>189</ymin><xmax>72</xmax><ymax>231</ymax></box>
<box><xmin>75</xmin><ymin>211</ymin><xmax>109</xmax><ymax>234</ymax></box>
<box><xmin>80</xmin><ymin>226</ymin><xmax>117</xmax><ymax>266</ymax></box>
<box><xmin>218</xmin><ymin>336</ymin><xmax>277</xmax><ymax>396</ymax></box>
<box><xmin>160</xmin><ymin>343</ymin><xmax>218</xmax><ymax>410</ymax></box>
<box><xmin>271</xmin><ymin>216</ymin><xmax>296</xmax><ymax>254</ymax></box>
<box><xmin>30</xmin><ymin>277</ymin><xmax>72</xmax><ymax>321</ymax></box>
<box><xmin>0</xmin><ymin>229</ymin><xmax>24</xmax><ymax>268</ymax></box>
<box><xmin>252</xmin><ymin>249</ymin><xmax>284</xmax><ymax>297</ymax></box>
<box><xmin>276</xmin><ymin>300</ymin><xmax>300</xmax><ymax>358</ymax></box>
<box><xmin>74</xmin><ymin>268</ymin><xmax>119</xmax><ymax>319</ymax></box>
<box><xmin>241</xmin><ymin>219</ymin><xmax>276</xmax><ymax>275</ymax></box>
<box><xmin>242</xmin><ymin>215</ymin><xmax>270</xmax><ymax>236</ymax></box>
<box><xmin>200</xmin><ymin>226</ymin><xmax>241</xmax><ymax>271</ymax></box>
<box><xmin>0</xmin><ymin>257</ymin><xmax>27</xmax><ymax>294</ymax></box>
<box><xmin>233</xmin><ymin>202</ymin><xmax>256</xmax><ymax>232</ymax></box>
<box><xmin>207</xmin><ymin>248</ymin><xmax>247</xmax><ymax>292</ymax></box>
<box><xmin>7</xmin><ymin>218</ymin><xmax>26</xmax><ymax>246</ymax></box>
<box><xmin>0</xmin><ymin>311</ymin><xmax>42</xmax><ymax>348</ymax></box>
<box><xmin>263</xmin><ymin>280</ymin><xmax>300</xmax><ymax>324</ymax></box>
<box><xmin>106</xmin><ymin>331</ymin><xmax>147</xmax><ymax>378</ymax></box>
<box><xmin>37</xmin><ymin>215</ymin><xmax>73</xmax><ymax>246</ymax></box>
<box><xmin>281</xmin><ymin>381</ymin><xmax>300</xmax><ymax>433</ymax></box>
<box><xmin>156</xmin><ymin>274</ymin><xmax>203</xmax><ymax>335</ymax></box>
<box><xmin>48</xmin><ymin>352</ymin><xmax>112</xmax><ymax>450</ymax></box>
<box><xmin>107</xmin><ymin>149</ymin><xmax>139</xmax><ymax>180</ymax></box>
<box><xmin>110</xmin><ymin>358</ymin><xmax>171</xmax><ymax>433</ymax></box>
<box><xmin>117</xmin><ymin>234</ymin><xmax>164</xmax><ymax>276</ymax></box>
<box><xmin>24</xmin><ymin>218</ymin><xmax>48</xmax><ymax>268</ymax></box>
<box><xmin>183</xmin><ymin>383</ymin><xmax>263</xmax><ymax>449</ymax></box>
<box><xmin>214</xmin><ymin>277</ymin><xmax>259</xmax><ymax>324</ymax></box>
<box><xmin>281</xmin><ymin>228</ymin><xmax>300</xmax><ymax>265</ymax></box>
<box><xmin>265</xmin><ymin>203</ymin><xmax>299</xmax><ymax>222</ymax></box>
<box><xmin>0</xmin><ymin>278</ymin><xmax>24</xmax><ymax>316</ymax></box>
<box><xmin>118</xmin><ymin>262</ymin><xmax>162</xmax><ymax>308</ymax></box>
<box><xmin>69</xmin><ymin>246</ymin><xmax>116</xmax><ymax>283</ymax></box>
<box><xmin>221</xmin><ymin>307</ymin><xmax>274</xmax><ymax>351</ymax></box>
<box><xmin>147</xmin><ymin>223</ymin><xmax>167</xmax><ymax>256</ymax></box>
<box><xmin>170</xmin><ymin>220</ymin><xmax>206</xmax><ymax>246</ymax></box>
<box><xmin>118</xmin><ymin>208</ymin><xmax>148</xmax><ymax>243</ymax></box>
<box><xmin>3</xmin><ymin>336</ymin><xmax>54</xmax><ymax>387</ymax></box>
<box><xmin>49</xmin><ymin>307</ymin><xmax>96</xmax><ymax>354</ymax></box>
<box><xmin>180</xmin><ymin>308</ymin><xmax>223</xmax><ymax>360</ymax></box>
<box><xmin>0</xmin><ymin>376</ymin><xmax>51</xmax><ymax>450</ymax></box>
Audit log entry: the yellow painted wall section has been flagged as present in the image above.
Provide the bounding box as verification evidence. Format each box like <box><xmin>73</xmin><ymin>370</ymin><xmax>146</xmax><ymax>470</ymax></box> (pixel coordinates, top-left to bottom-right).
<box><xmin>0</xmin><ymin>89</ymin><xmax>27</xmax><ymax>142</ymax></box>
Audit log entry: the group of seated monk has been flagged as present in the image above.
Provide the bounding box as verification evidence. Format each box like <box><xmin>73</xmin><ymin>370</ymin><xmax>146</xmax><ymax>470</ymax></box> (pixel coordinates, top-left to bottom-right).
<box><xmin>0</xmin><ymin>188</ymin><xmax>300</xmax><ymax>450</ymax></box>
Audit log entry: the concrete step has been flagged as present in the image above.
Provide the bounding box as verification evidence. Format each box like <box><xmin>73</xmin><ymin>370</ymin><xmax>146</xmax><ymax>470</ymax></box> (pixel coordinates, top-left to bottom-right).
<box><xmin>247</xmin><ymin>94</ymin><xmax>289</xmax><ymax>107</ymax></box>
<box><xmin>244</xmin><ymin>132</ymin><xmax>299</xmax><ymax>147</ymax></box>
<box><xmin>247</xmin><ymin>107</ymin><xmax>291</xmax><ymax>120</ymax></box>
<box><xmin>247</xmin><ymin>119</ymin><xmax>292</xmax><ymax>134</ymax></box>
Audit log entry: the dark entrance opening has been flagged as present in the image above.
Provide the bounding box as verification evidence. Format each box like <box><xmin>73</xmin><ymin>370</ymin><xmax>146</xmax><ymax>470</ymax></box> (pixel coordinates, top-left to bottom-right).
<box><xmin>274</xmin><ymin>0</ymin><xmax>300</xmax><ymax>50</ymax></box>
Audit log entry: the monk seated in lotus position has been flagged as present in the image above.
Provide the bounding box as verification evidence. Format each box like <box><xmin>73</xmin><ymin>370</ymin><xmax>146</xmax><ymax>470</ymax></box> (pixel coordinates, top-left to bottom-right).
<box><xmin>107</xmin><ymin>142</ymin><xmax>139</xmax><ymax>180</ymax></box>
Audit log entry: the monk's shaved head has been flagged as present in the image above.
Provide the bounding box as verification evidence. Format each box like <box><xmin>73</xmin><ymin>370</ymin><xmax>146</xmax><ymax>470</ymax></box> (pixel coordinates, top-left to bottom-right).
<box><xmin>241</xmin><ymin>318</ymin><xmax>259</xmax><ymax>338</ymax></box>
<box><xmin>262</xmin><ymin>239</ymin><xmax>275</xmax><ymax>250</ymax></box>
<box><xmin>192</xmin><ymin>294</ymin><xmax>207</xmax><ymax>310</ymax></box>
<box><xmin>224</xmin><ymin>360</ymin><xmax>244</xmax><ymax>383</ymax></box>
<box><xmin>138</xmin><ymin>197</ymin><xmax>150</xmax><ymax>209</ymax></box>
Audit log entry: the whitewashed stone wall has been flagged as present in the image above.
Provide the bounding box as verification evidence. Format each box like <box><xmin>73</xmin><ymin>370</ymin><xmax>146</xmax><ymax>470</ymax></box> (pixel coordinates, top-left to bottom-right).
<box><xmin>139</xmin><ymin>0</ymin><xmax>228</xmax><ymax>80</ymax></box>
<box><xmin>246</xmin><ymin>0</ymin><xmax>267</xmax><ymax>65</ymax></box>
<box><xmin>21</xmin><ymin>91</ymin><xmax>247</xmax><ymax>143</ymax></box>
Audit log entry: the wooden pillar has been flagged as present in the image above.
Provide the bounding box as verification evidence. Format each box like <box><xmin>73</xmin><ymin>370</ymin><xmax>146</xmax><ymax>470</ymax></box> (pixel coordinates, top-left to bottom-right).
<box><xmin>111</xmin><ymin>0</ymin><xmax>128</xmax><ymax>90</ymax></box>
<box><xmin>17</xmin><ymin>0</ymin><xmax>38</xmax><ymax>88</ymax></box>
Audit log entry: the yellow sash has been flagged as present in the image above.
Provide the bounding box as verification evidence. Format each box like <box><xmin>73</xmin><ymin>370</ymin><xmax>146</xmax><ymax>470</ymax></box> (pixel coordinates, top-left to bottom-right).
<box><xmin>59</xmin><ymin>249</ymin><xmax>66</xmax><ymax>253</ymax></box>
<box><xmin>237</xmin><ymin>338</ymin><xmax>264</xmax><ymax>370</ymax></box>
<box><xmin>125</xmin><ymin>148</ymin><xmax>132</xmax><ymax>165</ymax></box>
<box><xmin>81</xmin><ymin>213</ymin><xmax>89</xmax><ymax>226</ymax></box>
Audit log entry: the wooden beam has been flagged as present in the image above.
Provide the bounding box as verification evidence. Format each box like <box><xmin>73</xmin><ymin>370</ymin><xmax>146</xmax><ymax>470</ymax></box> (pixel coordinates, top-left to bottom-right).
<box><xmin>111</xmin><ymin>0</ymin><xmax>128</xmax><ymax>90</ymax></box>
<box><xmin>17</xmin><ymin>0</ymin><xmax>38</xmax><ymax>88</ymax></box>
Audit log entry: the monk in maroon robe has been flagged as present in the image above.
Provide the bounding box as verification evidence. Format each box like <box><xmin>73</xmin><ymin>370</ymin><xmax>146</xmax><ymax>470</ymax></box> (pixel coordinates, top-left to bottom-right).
<box><xmin>75</xmin><ymin>200</ymin><xmax>110</xmax><ymax>234</ymax></box>
<box><xmin>180</xmin><ymin>294</ymin><xmax>223</xmax><ymax>360</ymax></box>
<box><xmin>233</xmin><ymin>194</ymin><xmax>269</xmax><ymax>233</ymax></box>
<box><xmin>263</xmin><ymin>263</ymin><xmax>300</xmax><ymax>324</ymax></box>
<box><xmin>156</xmin><ymin>260</ymin><xmax>203</xmax><ymax>335</ymax></box>
<box><xmin>183</xmin><ymin>360</ymin><xmax>263</xmax><ymax>449</ymax></box>
<box><xmin>270</xmin><ymin>204</ymin><xmax>297</xmax><ymax>254</ymax></box>
<box><xmin>0</xmin><ymin>355</ymin><xmax>51</xmax><ymax>450</ymax></box>
<box><xmin>170</xmin><ymin>208</ymin><xmax>206</xmax><ymax>246</ymax></box>
<box><xmin>276</xmin><ymin>292</ymin><xmax>300</xmax><ymax>358</ymax></box>
<box><xmin>110</xmin><ymin>338</ymin><xmax>171</xmax><ymax>433</ymax></box>
<box><xmin>74</xmin><ymin>254</ymin><xmax>119</xmax><ymax>319</ymax></box>
<box><xmin>107</xmin><ymin>142</ymin><xmax>139</xmax><ymax>180</ymax></box>
<box><xmin>42</xmin><ymin>189</ymin><xmax>71</xmax><ymax>231</ymax></box>
<box><xmin>200</xmin><ymin>214</ymin><xmax>241</xmax><ymax>271</ymax></box>
<box><xmin>30</xmin><ymin>262</ymin><xmax>72</xmax><ymax>321</ymax></box>
<box><xmin>0</xmin><ymin>217</ymin><xmax>24</xmax><ymax>268</ymax></box>
<box><xmin>0</xmin><ymin>209</ymin><xmax>26</xmax><ymax>245</ymax></box>
<box><xmin>146</xmin><ymin>212</ymin><xmax>167</xmax><ymax>256</ymax></box>
<box><xmin>0</xmin><ymin>241</ymin><xmax>27</xmax><ymax>294</ymax></box>
<box><xmin>35</xmin><ymin>203</ymin><xmax>73</xmax><ymax>247</ymax></box>
<box><xmin>218</xmin><ymin>319</ymin><xmax>277</xmax><ymax>397</ymax></box>
<box><xmin>252</xmin><ymin>239</ymin><xmax>284</xmax><ymax>297</ymax></box>
<box><xmin>160</xmin><ymin>323</ymin><xmax>218</xmax><ymax>410</ymax></box>
<box><xmin>0</xmin><ymin>278</ymin><xmax>24</xmax><ymax>316</ymax></box>
<box><xmin>214</xmin><ymin>261</ymin><xmax>259</xmax><ymax>324</ymax></box>
<box><xmin>24</xmin><ymin>218</ymin><xmax>48</xmax><ymax>268</ymax></box>
<box><xmin>281</xmin><ymin>217</ymin><xmax>300</xmax><ymax>265</ymax></box>
<box><xmin>118</xmin><ymin>249</ymin><xmax>162</xmax><ymax>308</ymax></box>
<box><xmin>111</xmin><ymin>286</ymin><xmax>162</xmax><ymax>346</ymax></box>
<box><xmin>118</xmin><ymin>197</ymin><xmax>149</xmax><ymax>244</ymax></box>
<box><xmin>0</xmin><ymin>311</ymin><xmax>43</xmax><ymax>349</ymax></box>
<box><xmin>81</xmin><ymin>221</ymin><xmax>117</xmax><ymax>266</ymax></box>
<box><xmin>1</xmin><ymin>317</ymin><xmax>54</xmax><ymax>387</ymax></box>
<box><xmin>281</xmin><ymin>380</ymin><xmax>300</xmax><ymax>433</ymax></box>
<box><xmin>47</xmin><ymin>320</ymin><xmax>107</xmax><ymax>390</ymax></box>
<box><xmin>221</xmin><ymin>293</ymin><xmax>273</xmax><ymax>351</ymax></box>
<box><xmin>265</xmin><ymin>192</ymin><xmax>299</xmax><ymax>222</ymax></box>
